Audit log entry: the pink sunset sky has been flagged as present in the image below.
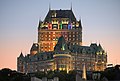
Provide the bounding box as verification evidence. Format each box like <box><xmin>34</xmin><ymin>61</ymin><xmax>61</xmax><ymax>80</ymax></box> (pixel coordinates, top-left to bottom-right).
<box><xmin>0</xmin><ymin>0</ymin><xmax>120</xmax><ymax>70</ymax></box>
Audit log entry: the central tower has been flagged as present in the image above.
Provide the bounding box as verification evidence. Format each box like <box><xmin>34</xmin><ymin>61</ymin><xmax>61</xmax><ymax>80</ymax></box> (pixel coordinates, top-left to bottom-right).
<box><xmin>38</xmin><ymin>9</ymin><xmax>82</xmax><ymax>52</ymax></box>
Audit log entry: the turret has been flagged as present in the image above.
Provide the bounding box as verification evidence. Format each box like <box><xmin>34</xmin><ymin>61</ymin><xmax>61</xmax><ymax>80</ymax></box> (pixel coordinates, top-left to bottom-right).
<box><xmin>54</xmin><ymin>36</ymin><xmax>69</xmax><ymax>52</ymax></box>
<box><xmin>19</xmin><ymin>52</ymin><xmax>24</xmax><ymax>58</ymax></box>
<box><xmin>30</xmin><ymin>43</ymin><xmax>39</xmax><ymax>55</ymax></box>
<box><xmin>17</xmin><ymin>52</ymin><xmax>24</xmax><ymax>72</ymax></box>
<box><xmin>95</xmin><ymin>43</ymin><xmax>107</xmax><ymax>71</ymax></box>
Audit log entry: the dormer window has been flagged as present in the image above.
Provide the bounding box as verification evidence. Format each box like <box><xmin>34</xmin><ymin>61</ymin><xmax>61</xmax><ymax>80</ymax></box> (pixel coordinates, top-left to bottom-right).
<box><xmin>52</xmin><ymin>12</ymin><xmax>57</xmax><ymax>17</ymax></box>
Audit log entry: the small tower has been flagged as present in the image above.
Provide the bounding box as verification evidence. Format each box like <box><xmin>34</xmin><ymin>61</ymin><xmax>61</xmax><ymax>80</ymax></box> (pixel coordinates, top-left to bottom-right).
<box><xmin>19</xmin><ymin>52</ymin><xmax>24</xmax><ymax>58</ymax></box>
<box><xmin>17</xmin><ymin>52</ymin><xmax>25</xmax><ymax>72</ymax></box>
<box><xmin>95</xmin><ymin>43</ymin><xmax>107</xmax><ymax>71</ymax></box>
<box><xmin>30</xmin><ymin>43</ymin><xmax>39</xmax><ymax>55</ymax></box>
<box><xmin>54</xmin><ymin>36</ymin><xmax>69</xmax><ymax>52</ymax></box>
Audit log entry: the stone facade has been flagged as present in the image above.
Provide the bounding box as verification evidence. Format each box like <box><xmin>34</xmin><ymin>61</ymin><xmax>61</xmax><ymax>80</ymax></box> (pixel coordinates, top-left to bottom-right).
<box><xmin>38</xmin><ymin>9</ymin><xmax>82</xmax><ymax>52</ymax></box>
<box><xmin>17</xmin><ymin>9</ymin><xmax>107</xmax><ymax>73</ymax></box>
<box><xmin>17</xmin><ymin>36</ymin><xmax>107</xmax><ymax>73</ymax></box>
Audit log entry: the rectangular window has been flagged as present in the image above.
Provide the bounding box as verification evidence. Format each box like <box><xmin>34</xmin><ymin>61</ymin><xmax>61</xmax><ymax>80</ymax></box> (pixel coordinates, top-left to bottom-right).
<box><xmin>69</xmin><ymin>35</ymin><xmax>71</xmax><ymax>37</ymax></box>
<box><xmin>73</xmin><ymin>35</ymin><xmax>75</xmax><ymax>37</ymax></box>
<box><xmin>52</xmin><ymin>24</ymin><xmax>58</xmax><ymax>29</ymax></box>
<box><xmin>62</xmin><ymin>24</ymin><xmax>68</xmax><ymax>29</ymax></box>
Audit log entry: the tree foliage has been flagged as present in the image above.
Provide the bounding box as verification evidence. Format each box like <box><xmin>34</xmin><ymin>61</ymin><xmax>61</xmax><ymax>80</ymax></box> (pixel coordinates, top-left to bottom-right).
<box><xmin>0</xmin><ymin>68</ymin><xmax>30</xmax><ymax>81</ymax></box>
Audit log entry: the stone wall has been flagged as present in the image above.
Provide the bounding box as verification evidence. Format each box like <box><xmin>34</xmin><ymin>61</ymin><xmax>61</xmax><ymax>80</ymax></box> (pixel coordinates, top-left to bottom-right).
<box><xmin>31</xmin><ymin>77</ymin><xmax>59</xmax><ymax>81</ymax></box>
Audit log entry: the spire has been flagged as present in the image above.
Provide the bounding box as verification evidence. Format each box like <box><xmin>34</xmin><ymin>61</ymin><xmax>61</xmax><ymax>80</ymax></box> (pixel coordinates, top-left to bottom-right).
<box><xmin>70</xmin><ymin>2</ymin><xmax>72</xmax><ymax>10</ymax></box>
<box><xmin>38</xmin><ymin>19</ymin><xmax>42</xmax><ymax>29</ymax></box>
<box><xmin>19</xmin><ymin>52</ymin><xmax>24</xmax><ymax>58</ymax></box>
<box><xmin>98</xmin><ymin>43</ymin><xmax>103</xmax><ymax>51</ymax></box>
<box><xmin>49</xmin><ymin>3</ymin><xmax>51</xmax><ymax>11</ymax></box>
<box><xmin>39</xmin><ymin>17</ymin><xmax>41</xmax><ymax>21</ymax></box>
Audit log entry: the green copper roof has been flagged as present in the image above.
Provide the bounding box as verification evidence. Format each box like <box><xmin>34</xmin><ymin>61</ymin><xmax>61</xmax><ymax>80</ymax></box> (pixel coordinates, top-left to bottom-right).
<box><xmin>54</xmin><ymin>36</ymin><xmax>69</xmax><ymax>52</ymax></box>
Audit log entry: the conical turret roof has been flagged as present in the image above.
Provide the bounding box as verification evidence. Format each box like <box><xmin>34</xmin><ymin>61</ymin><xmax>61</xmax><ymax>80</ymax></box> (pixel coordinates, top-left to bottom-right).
<box><xmin>54</xmin><ymin>36</ymin><xmax>69</xmax><ymax>52</ymax></box>
<box><xmin>19</xmin><ymin>52</ymin><xmax>24</xmax><ymax>57</ymax></box>
<box><xmin>30</xmin><ymin>43</ymin><xmax>39</xmax><ymax>51</ymax></box>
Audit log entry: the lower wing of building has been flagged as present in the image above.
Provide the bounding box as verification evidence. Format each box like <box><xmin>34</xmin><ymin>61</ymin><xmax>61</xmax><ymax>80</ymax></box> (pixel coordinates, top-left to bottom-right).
<box><xmin>17</xmin><ymin>36</ymin><xmax>107</xmax><ymax>73</ymax></box>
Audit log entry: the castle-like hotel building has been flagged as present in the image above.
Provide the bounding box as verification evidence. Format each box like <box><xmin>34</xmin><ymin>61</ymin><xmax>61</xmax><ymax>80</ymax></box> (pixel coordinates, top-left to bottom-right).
<box><xmin>17</xmin><ymin>8</ymin><xmax>107</xmax><ymax>73</ymax></box>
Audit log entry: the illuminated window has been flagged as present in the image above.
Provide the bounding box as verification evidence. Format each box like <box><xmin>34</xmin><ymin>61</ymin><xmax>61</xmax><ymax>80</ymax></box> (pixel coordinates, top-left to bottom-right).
<box><xmin>45</xmin><ymin>35</ymin><xmax>47</xmax><ymax>37</ymax></box>
<box><xmin>53</xmin><ymin>38</ymin><xmax>56</xmax><ymax>40</ymax></box>
<box><xmin>73</xmin><ymin>35</ymin><xmax>75</xmax><ymax>37</ymax></box>
<box><xmin>53</xmin><ymin>34</ymin><xmax>55</xmax><ymax>37</ymax></box>
<box><xmin>76</xmin><ymin>23</ymin><xmax>79</xmax><ymax>27</ymax></box>
<box><xmin>45</xmin><ymin>38</ymin><xmax>47</xmax><ymax>40</ymax></box>
<box><xmin>52</xmin><ymin>24</ymin><xmax>58</xmax><ymax>29</ymax></box>
<box><xmin>65</xmin><ymin>35</ymin><xmax>67</xmax><ymax>37</ymax></box>
<box><xmin>100</xmin><ymin>52</ymin><xmax>102</xmax><ymax>54</ymax></box>
<box><xmin>53</xmin><ymin>32</ymin><xmax>55</xmax><ymax>34</ymax></box>
<box><xmin>72</xmin><ymin>24</ymin><xmax>75</xmax><ymax>27</ymax></box>
<box><xmin>52</xmin><ymin>12</ymin><xmax>57</xmax><ymax>17</ymax></box>
<box><xmin>53</xmin><ymin>43</ymin><xmax>55</xmax><ymax>45</ymax></box>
